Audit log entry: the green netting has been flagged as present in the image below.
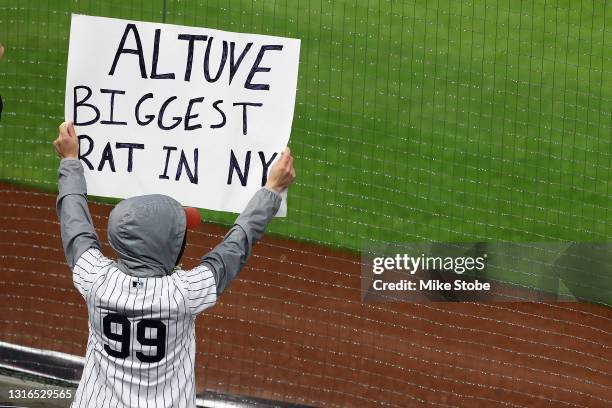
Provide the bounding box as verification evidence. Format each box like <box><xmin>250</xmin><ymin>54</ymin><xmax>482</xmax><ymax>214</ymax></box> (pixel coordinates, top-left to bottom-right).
<box><xmin>0</xmin><ymin>0</ymin><xmax>610</xmax><ymax>250</ymax></box>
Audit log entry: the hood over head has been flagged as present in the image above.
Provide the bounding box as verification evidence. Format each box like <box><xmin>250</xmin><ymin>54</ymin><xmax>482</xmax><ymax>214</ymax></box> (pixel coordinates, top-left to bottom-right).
<box><xmin>108</xmin><ymin>194</ymin><xmax>186</xmax><ymax>278</ymax></box>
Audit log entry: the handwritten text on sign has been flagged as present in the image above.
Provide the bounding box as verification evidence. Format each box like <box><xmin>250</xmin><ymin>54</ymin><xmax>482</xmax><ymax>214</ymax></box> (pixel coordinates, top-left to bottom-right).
<box><xmin>65</xmin><ymin>14</ymin><xmax>300</xmax><ymax>215</ymax></box>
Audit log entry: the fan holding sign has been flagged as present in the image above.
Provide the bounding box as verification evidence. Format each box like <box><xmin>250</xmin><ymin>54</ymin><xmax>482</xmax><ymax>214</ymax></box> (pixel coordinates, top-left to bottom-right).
<box><xmin>58</xmin><ymin>14</ymin><xmax>298</xmax><ymax>408</ymax></box>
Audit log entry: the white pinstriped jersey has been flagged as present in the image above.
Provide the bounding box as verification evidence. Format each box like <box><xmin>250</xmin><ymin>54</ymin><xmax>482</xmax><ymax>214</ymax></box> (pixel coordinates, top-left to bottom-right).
<box><xmin>70</xmin><ymin>248</ymin><xmax>217</xmax><ymax>408</ymax></box>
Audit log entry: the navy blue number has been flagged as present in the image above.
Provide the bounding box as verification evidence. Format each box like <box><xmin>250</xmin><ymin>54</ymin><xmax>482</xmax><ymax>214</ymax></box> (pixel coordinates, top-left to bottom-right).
<box><xmin>102</xmin><ymin>314</ymin><xmax>130</xmax><ymax>359</ymax></box>
<box><xmin>102</xmin><ymin>314</ymin><xmax>166</xmax><ymax>363</ymax></box>
<box><xmin>136</xmin><ymin>319</ymin><xmax>166</xmax><ymax>363</ymax></box>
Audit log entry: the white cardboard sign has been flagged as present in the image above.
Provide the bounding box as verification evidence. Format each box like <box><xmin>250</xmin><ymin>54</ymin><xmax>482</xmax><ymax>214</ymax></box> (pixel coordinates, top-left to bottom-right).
<box><xmin>65</xmin><ymin>14</ymin><xmax>300</xmax><ymax>216</ymax></box>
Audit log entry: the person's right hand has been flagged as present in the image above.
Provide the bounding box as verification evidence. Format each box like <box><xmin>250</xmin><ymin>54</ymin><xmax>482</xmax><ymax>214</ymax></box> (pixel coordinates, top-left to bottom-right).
<box><xmin>265</xmin><ymin>147</ymin><xmax>296</xmax><ymax>194</ymax></box>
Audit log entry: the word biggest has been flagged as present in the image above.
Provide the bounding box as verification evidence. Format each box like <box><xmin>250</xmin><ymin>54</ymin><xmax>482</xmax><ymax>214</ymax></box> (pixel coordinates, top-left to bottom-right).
<box><xmin>109</xmin><ymin>23</ymin><xmax>283</xmax><ymax>90</ymax></box>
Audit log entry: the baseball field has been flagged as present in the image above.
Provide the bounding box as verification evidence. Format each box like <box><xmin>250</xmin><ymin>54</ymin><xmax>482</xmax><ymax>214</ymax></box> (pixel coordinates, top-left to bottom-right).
<box><xmin>0</xmin><ymin>1</ymin><xmax>610</xmax><ymax>407</ymax></box>
<box><xmin>2</xmin><ymin>0</ymin><xmax>610</xmax><ymax>246</ymax></box>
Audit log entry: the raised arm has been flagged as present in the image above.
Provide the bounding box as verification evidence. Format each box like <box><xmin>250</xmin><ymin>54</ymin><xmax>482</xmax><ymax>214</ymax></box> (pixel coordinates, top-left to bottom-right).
<box><xmin>54</xmin><ymin>122</ymin><xmax>100</xmax><ymax>268</ymax></box>
<box><xmin>202</xmin><ymin>147</ymin><xmax>296</xmax><ymax>295</ymax></box>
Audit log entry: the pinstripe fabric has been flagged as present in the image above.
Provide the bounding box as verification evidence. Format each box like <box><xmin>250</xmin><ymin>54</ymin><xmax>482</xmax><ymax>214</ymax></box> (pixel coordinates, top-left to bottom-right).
<box><xmin>71</xmin><ymin>248</ymin><xmax>217</xmax><ymax>408</ymax></box>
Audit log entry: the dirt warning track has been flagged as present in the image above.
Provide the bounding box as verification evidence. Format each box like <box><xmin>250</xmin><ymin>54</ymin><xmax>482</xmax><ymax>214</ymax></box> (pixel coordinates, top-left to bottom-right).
<box><xmin>1</xmin><ymin>184</ymin><xmax>610</xmax><ymax>407</ymax></box>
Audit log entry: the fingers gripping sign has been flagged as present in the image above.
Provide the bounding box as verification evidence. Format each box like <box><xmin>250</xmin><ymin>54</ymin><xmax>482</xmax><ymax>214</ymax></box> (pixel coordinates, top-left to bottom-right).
<box><xmin>265</xmin><ymin>147</ymin><xmax>296</xmax><ymax>194</ymax></box>
<box><xmin>54</xmin><ymin>121</ymin><xmax>80</xmax><ymax>159</ymax></box>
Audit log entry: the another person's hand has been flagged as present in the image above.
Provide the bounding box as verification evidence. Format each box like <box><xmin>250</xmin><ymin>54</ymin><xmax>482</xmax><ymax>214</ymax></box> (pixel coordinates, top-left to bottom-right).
<box><xmin>265</xmin><ymin>147</ymin><xmax>296</xmax><ymax>193</ymax></box>
<box><xmin>53</xmin><ymin>122</ymin><xmax>79</xmax><ymax>159</ymax></box>
<box><xmin>0</xmin><ymin>43</ymin><xmax>4</xmax><ymax>61</ymax></box>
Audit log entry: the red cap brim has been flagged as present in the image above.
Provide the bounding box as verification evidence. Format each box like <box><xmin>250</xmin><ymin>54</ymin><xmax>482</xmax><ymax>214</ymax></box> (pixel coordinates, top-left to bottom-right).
<box><xmin>184</xmin><ymin>207</ymin><xmax>201</xmax><ymax>229</ymax></box>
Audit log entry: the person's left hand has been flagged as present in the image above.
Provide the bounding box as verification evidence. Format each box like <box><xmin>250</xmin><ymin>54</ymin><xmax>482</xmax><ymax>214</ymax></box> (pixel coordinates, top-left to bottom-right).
<box><xmin>53</xmin><ymin>122</ymin><xmax>79</xmax><ymax>159</ymax></box>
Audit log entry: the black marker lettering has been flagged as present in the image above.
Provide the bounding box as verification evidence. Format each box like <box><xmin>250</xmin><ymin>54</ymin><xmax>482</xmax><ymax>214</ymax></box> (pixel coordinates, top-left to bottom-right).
<box><xmin>203</xmin><ymin>38</ymin><xmax>228</xmax><ymax>83</ymax></box>
<box><xmin>177</xmin><ymin>34</ymin><xmax>208</xmax><ymax>81</ymax></box>
<box><xmin>73</xmin><ymin>85</ymin><xmax>100</xmax><ymax>126</ymax></box>
<box><xmin>78</xmin><ymin>135</ymin><xmax>94</xmax><ymax>170</ymax></box>
<box><xmin>159</xmin><ymin>146</ymin><xmax>177</xmax><ymax>180</ymax></box>
<box><xmin>97</xmin><ymin>142</ymin><xmax>116</xmax><ymax>172</ymax></box>
<box><xmin>227</xmin><ymin>149</ymin><xmax>251</xmax><ymax>186</ymax></box>
<box><xmin>184</xmin><ymin>97</ymin><xmax>204</xmax><ymax>131</ymax></box>
<box><xmin>100</xmin><ymin>89</ymin><xmax>127</xmax><ymax>125</ymax></box>
<box><xmin>244</xmin><ymin>45</ymin><xmax>283</xmax><ymax>90</ymax></box>
<box><xmin>135</xmin><ymin>93</ymin><xmax>155</xmax><ymax>125</ymax></box>
<box><xmin>229</xmin><ymin>42</ymin><xmax>252</xmax><ymax>84</ymax></box>
<box><xmin>158</xmin><ymin>96</ymin><xmax>182</xmax><ymax>130</ymax></box>
<box><xmin>176</xmin><ymin>149</ymin><xmax>198</xmax><ymax>184</ymax></box>
<box><xmin>210</xmin><ymin>99</ymin><xmax>226</xmax><ymax>129</ymax></box>
<box><xmin>258</xmin><ymin>151</ymin><xmax>278</xmax><ymax>186</ymax></box>
<box><xmin>233</xmin><ymin>102</ymin><xmax>263</xmax><ymax>135</ymax></box>
<box><xmin>116</xmin><ymin>143</ymin><xmax>145</xmax><ymax>172</ymax></box>
<box><xmin>151</xmin><ymin>29</ymin><xmax>175</xmax><ymax>79</ymax></box>
<box><xmin>109</xmin><ymin>23</ymin><xmax>147</xmax><ymax>78</ymax></box>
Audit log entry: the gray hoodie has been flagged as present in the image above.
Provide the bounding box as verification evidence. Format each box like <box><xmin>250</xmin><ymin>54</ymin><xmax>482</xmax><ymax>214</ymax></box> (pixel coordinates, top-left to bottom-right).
<box><xmin>57</xmin><ymin>158</ymin><xmax>281</xmax><ymax>293</ymax></box>
<box><xmin>107</xmin><ymin>194</ymin><xmax>186</xmax><ymax>278</ymax></box>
